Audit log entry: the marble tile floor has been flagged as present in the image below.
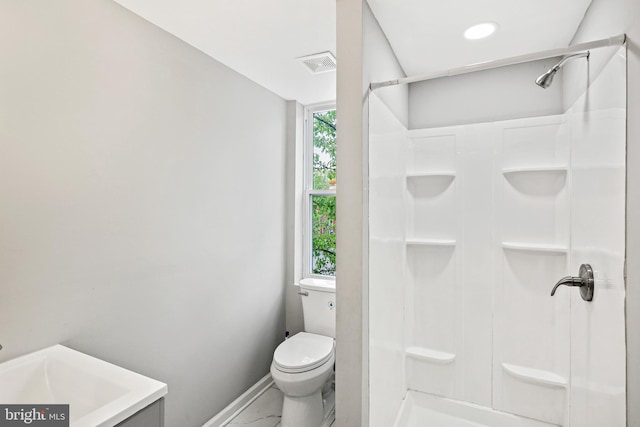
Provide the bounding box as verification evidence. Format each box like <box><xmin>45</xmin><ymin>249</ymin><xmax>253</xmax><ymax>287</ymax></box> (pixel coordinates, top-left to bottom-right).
<box><xmin>226</xmin><ymin>383</ymin><xmax>335</xmax><ymax>427</ymax></box>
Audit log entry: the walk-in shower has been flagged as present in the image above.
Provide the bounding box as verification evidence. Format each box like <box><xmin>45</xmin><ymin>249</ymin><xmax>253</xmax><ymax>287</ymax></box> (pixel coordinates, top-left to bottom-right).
<box><xmin>367</xmin><ymin>35</ymin><xmax>627</xmax><ymax>427</ymax></box>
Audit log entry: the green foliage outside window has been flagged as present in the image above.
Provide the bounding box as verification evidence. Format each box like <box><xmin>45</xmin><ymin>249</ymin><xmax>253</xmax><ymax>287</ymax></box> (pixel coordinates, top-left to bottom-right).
<box><xmin>313</xmin><ymin>110</ymin><xmax>336</xmax><ymax>190</ymax></box>
<box><xmin>312</xmin><ymin>110</ymin><xmax>336</xmax><ymax>276</ymax></box>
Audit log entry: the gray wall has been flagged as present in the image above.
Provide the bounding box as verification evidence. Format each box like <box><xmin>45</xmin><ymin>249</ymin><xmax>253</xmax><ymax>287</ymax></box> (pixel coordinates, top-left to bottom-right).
<box><xmin>564</xmin><ymin>1</ymin><xmax>640</xmax><ymax>425</ymax></box>
<box><xmin>284</xmin><ymin>100</ymin><xmax>305</xmax><ymax>337</ymax></box>
<box><xmin>335</xmin><ymin>1</ymin><xmax>408</xmax><ymax>425</ymax></box>
<box><xmin>409</xmin><ymin>59</ymin><xmax>564</xmax><ymax>129</ymax></box>
<box><xmin>363</xmin><ymin>8</ymin><xmax>409</xmax><ymax>128</ymax></box>
<box><xmin>0</xmin><ymin>1</ymin><xmax>288</xmax><ymax>426</ymax></box>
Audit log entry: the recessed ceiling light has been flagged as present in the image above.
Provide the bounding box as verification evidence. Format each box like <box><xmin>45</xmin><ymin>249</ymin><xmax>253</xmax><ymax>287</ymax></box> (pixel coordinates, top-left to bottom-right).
<box><xmin>464</xmin><ymin>22</ymin><xmax>497</xmax><ymax>40</ymax></box>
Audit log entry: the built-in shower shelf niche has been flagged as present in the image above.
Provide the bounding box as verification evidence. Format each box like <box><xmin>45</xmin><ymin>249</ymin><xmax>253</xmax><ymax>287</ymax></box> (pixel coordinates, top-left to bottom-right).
<box><xmin>502</xmin><ymin>166</ymin><xmax>568</xmax><ymax>195</ymax></box>
<box><xmin>501</xmin><ymin>166</ymin><xmax>568</xmax><ymax>176</ymax></box>
<box><xmin>406</xmin><ymin>346</ymin><xmax>457</xmax><ymax>397</ymax></box>
<box><xmin>406</xmin><ymin>172</ymin><xmax>455</xmax><ymax>196</ymax></box>
<box><xmin>406</xmin><ymin>238</ymin><xmax>456</xmax><ymax>248</ymax></box>
<box><xmin>406</xmin><ymin>346</ymin><xmax>456</xmax><ymax>364</ymax></box>
<box><xmin>406</xmin><ymin>172</ymin><xmax>456</xmax><ymax>179</ymax></box>
<box><xmin>501</xmin><ymin>242</ymin><xmax>568</xmax><ymax>255</ymax></box>
<box><xmin>502</xmin><ymin>363</ymin><xmax>567</xmax><ymax>389</ymax></box>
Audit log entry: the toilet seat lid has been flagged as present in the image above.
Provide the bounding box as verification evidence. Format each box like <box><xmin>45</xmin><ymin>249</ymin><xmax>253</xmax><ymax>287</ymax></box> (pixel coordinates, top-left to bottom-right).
<box><xmin>273</xmin><ymin>332</ymin><xmax>334</xmax><ymax>373</ymax></box>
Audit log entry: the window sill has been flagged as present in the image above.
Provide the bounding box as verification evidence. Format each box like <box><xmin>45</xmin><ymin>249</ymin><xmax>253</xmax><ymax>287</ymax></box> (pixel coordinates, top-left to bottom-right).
<box><xmin>296</xmin><ymin>277</ymin><xmax>336</xmax><ymax>291</ymax></box>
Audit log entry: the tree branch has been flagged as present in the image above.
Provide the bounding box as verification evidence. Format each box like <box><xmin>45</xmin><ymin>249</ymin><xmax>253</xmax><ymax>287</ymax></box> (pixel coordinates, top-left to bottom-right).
<box><xmin>315</xmin><ymin>248</ymin><xmax>336</xmax><ymax>257</ymax></box>
<box><xmin>315</xmin><ymin>116</ymin><xmax>336</xmax><ymax>131</ymax></box>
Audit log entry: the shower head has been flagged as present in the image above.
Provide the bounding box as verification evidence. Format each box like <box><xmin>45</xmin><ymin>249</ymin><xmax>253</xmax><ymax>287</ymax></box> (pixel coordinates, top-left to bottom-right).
<box><xmin>535</xmin><ymin>51</ymin><xmax>590</xmax><ymax>89</ymax></box>
<box><xmin>535</xmin><ymin>67</ymin><xmax>559</xmax><ymax>89</ymax></box>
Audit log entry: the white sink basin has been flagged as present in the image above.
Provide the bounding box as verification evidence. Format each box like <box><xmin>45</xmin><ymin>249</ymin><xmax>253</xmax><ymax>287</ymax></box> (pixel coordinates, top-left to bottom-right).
<box><xmin>0</xmin><ymin>345</ymin><xmax>167</xmax><ymax>427</ymax></box>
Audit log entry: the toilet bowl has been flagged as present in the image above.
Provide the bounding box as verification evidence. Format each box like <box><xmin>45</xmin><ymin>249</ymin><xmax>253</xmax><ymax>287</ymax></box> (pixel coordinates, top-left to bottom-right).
<box><xmin>271</xmin><ymin>278</ymin><xmax>336</xmax><ymax>427</ymax></box>
<box><xmin>271</xmin><ymin>332</ymin><xmax>335</xmax><ymax>427</ymax></box>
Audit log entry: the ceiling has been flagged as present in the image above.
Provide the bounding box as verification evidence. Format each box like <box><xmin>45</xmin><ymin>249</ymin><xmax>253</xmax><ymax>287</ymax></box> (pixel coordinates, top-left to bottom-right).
<box><xmin>113</xmin><ymin>0</ymin><xmax>336</xmax><ymax>106</ymax></box>
<box><xmin>367</xmin><ymin>0</ymin><xmax>593</xmax><ymax>77</ymax></box>
<box><xmin>113</xmin><ymin>0</ymin><xmax>592</xmax><ymax>105</ymax></box>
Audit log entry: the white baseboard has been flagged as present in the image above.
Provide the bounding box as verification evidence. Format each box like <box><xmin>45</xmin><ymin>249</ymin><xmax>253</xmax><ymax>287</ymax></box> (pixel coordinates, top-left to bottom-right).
<box><xmin>202</xmin><ymin>373</ymin><xmax>274</xmax><ymax>427</ymax></box>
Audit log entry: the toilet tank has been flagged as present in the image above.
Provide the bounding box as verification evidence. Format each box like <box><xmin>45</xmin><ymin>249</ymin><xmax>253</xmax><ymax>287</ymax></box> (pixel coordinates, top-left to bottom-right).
<box><xmin>299</xmin><ymin>278</ymin><xmax>336</xmax><ymax>338</ymax></box>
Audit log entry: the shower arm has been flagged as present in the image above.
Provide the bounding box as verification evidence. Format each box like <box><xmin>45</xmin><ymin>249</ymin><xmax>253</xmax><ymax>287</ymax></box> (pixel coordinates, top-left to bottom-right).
<box><xmin>553</xmin><ymin>51</ymin><xmax>590</xmax><ymax>70</ymax></box>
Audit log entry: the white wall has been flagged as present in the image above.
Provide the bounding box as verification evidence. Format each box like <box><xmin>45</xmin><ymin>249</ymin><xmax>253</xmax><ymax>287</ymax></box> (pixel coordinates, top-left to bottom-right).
<box><xmin>397</xmin><ymin>115</ymin><xmax>572</xmax><ymax>425</ymax></box>
<box><xmin>409</xmin><ymin>59</ymin><xmax>564</xmax><ymax>129</ymax></box>
<box><xmin>563</xmin><ymin>1</ymin><xmax>640</xmax><ymax>425</ymax></box>
<box><xmin>565</xmin><ymin>46</ymin><xmax>626</xmax><ymax>427</ymax></box>
<box><xmin>0</xmin><ymin>1</ymin><xmax>288</xmax><ymax>426</ymax></box>
<box><xmin>335</xmin><ymin>1</ymin><xmax>408</xmax><ymax>425</ymax></box>
<box><xmin>368</xmin><ymin>93</ymin><xmax>407</xmax><ymax>427</ymax></box>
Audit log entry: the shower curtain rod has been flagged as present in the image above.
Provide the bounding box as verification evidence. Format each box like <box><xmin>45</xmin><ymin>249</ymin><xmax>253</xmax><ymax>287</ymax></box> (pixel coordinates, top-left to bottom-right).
<box><xmin>370</xmin><ymin>34</ymin><xmax>626</xmax><ymax>90</ymax></box>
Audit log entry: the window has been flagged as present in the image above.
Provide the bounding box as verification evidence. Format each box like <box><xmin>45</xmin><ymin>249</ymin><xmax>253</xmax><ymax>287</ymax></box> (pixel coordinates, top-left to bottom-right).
<box><xmin>305</xmin><ymin>106</ymin><xmax>336</xmax><ymax>277</ymax></box>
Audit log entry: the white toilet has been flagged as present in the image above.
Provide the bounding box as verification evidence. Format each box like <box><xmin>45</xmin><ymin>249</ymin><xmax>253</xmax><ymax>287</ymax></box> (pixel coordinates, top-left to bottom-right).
<box><xmin>271</xmin><ymin>278</ymin><xmax>336</xmax><ymax>427</ymax></box>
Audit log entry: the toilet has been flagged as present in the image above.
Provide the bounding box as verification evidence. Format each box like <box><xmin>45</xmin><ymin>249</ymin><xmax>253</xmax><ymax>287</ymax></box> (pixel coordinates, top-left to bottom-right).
<box><xmin>271</xmin><ymin>278</ymin><xmax>336</xmax><ymax>427</ymax></box>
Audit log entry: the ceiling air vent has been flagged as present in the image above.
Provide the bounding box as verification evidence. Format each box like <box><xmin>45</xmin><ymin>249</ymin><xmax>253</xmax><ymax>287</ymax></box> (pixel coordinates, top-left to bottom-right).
<box><xmin>297</xmin><ymin>51</ymin><xmax>337</xmax><ymax>74</ymax></box>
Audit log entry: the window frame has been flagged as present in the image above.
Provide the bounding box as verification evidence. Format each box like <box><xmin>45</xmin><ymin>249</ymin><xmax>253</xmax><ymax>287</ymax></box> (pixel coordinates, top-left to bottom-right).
<box><xmin>303</xmin><ymin>103</ymin><xmax>337</xmax><ymax>279</ymax></box>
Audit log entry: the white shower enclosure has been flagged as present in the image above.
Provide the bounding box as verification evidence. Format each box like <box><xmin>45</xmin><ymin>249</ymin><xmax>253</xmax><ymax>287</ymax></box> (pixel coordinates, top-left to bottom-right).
<box><xmin>368</xmin><ymin>47</ymin><xmax>626</xmax><ymax>426</ymax></box>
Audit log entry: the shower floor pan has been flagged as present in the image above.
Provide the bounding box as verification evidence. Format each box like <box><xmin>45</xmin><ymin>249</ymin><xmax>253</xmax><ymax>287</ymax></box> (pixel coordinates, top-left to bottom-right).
<box><xmin>392</xmin><ymin>391</ymin><xmax>558</xmax><ymax>427</ymax></box>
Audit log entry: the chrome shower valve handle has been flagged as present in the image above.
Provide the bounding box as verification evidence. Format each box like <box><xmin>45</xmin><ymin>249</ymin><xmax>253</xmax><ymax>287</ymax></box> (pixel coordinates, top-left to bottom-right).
<box><xmin>550</xmin><ymin>264</ymin><xmax>594</xmax><ymax>301</ymax></box>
